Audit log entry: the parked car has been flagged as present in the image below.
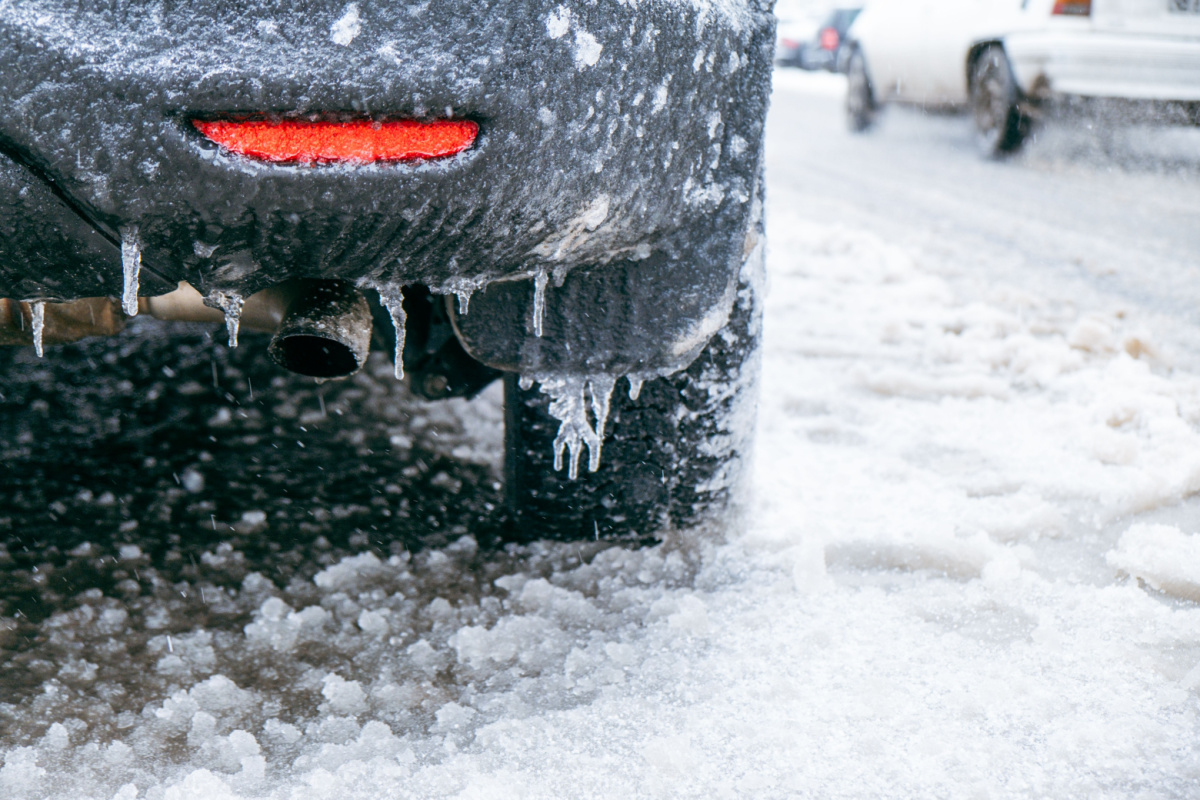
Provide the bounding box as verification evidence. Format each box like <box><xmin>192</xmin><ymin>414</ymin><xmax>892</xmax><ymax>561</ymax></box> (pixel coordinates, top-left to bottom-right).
<box><xmin>776</xmin><ymin>0</ymin><xmax>821</xmax><ymax>67</ymax></box>
<box><xmin>842</xmin><ymin>0</ymin><xmax>1200</xmax><ymax>156</ymax></box>
<box><xmin>802</xmin><ymin>7</ymin><xmax>863</xmax><ymax>72</ymax></box>
<box><xmin>0</xmin><ymin>0</ymin><xmax>776</xmax><ymax>542</ymax></box>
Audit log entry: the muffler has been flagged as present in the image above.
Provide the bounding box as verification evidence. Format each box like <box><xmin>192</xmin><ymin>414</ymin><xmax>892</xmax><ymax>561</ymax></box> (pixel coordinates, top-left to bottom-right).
<box><xmin>265</xmin><ymin>280</ymin><xmax>372</xmax><ymax>379</ymax></box>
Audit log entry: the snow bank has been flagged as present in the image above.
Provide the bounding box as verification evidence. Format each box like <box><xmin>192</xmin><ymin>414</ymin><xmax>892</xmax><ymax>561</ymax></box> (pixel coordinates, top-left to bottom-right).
<box><xmin>1108</xmin><ymin>524</ymin><xmax>1200</xmax><ymax>601</ymax></box>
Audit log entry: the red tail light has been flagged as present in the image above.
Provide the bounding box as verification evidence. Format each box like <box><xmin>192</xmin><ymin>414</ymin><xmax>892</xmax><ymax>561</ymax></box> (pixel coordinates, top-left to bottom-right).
<box><xmin>193</xmin><ymin>119</ymin><xmax>479</xmax><ymax>164</ymax></box>
<box><xmin>1051</xmin><ymin>0</ymin><xmax>1091</xmax><ymax>15</ymax></box>
<box><xmin>819</xmin><ymin>27</ymin><xmax>840</xmax><ymax>51</ymax></box>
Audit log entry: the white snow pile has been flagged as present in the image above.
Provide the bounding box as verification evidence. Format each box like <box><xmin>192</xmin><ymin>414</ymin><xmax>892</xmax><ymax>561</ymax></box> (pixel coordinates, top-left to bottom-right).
<box><xmin>6</xmin><ymin>184</ymin><xmax>1200</xmax><ymax>798</ymax></box>
<box><xmin>1108</xmin><ymin>524</ymin><xmax>1200</xmax><ymax>601</ymax></box>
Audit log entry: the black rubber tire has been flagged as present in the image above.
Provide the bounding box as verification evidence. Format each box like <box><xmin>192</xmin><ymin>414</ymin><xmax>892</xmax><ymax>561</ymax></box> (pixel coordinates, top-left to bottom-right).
<box><xmin>503</xmin><ymin>257</ymin><xmax>762</xmax><ymax>544</ymax></box>
<box><xmin>846</xmin><ymin>48</ymin><xmax>876</xmax><ymax>133</ymax></box>
<box><xmin>970</xmin><ymin>45</ymin><xmax>1030</xmax><ymax>158</ymax></box>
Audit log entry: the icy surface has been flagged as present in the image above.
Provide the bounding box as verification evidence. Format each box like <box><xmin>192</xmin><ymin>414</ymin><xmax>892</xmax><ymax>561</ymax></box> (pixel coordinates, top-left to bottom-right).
<box><xmin>4</xmin><ymin>73</ymin><xmax>1200</xmax><ymax>798</ymax></box>
<box><xmin>30</xmin><ymin>301</ymin><xmax>44</xmax><ymax>359</ymax></box>
<box><xmin>120</xmin><ymin>227</ymin><xmax>141</xmax><ymax>318</ymax></box>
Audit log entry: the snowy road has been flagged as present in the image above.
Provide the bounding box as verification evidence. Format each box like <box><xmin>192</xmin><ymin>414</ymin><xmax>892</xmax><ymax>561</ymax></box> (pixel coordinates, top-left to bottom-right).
<box><xmin>3</xmin><ymin>71</ymin><xmax>1200</xmax><ymax>798</ymax></box>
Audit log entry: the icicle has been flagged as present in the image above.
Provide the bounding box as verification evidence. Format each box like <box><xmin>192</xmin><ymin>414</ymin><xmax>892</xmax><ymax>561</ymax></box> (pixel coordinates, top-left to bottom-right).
<box><xmin>586</xmin><ymin>375</ymin><xmax>616</xmax><ymax>472</ymax></box>
<box><xmin>627</xmin><ymin>374</ymin><xmax>645</xmax><ymax>401</ymax></box>
<box><xmin>454</xmin><ymin>286</ymin><xmax>473</xmax><ymax>316</ymax></box>
<box><xmin>532</xmin><ymin>269</ymin><xmax>549</xmax><ymax>338</ymax></box>
<box><xmin>120</xmin><ymin>226</ymin><xmax>141</xmax><ymax>317</ymax></box>
<box><xmin>377</xmin><ymin>285</ymin><xmax>407</xmax><ymax>380</ymax></box>
<box><xmin>519</xmin><ymin>375</ymin><xmax>534</xmax><ymax>391</ymax></box>
<box><xmin>213</xmin><ymin>292</ymin><xmax>244</xmax><ymax>348</ymax></box>
<box><xmin>31</xmin><ymin>301</ymin><xmax>45</xmax><ymax>358</ymax></box>
<box><xmin>537</xmin><ymin>374</ymin><xmax>617</xmax><ymax>479</ymax></box>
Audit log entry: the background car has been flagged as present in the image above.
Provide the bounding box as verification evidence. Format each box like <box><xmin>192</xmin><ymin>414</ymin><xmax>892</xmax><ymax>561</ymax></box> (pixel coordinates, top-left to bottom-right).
<box><xmin>842</xmin><ymin>0</ymin><xmax>1200</xmax><ymax>156</ymax></box>
<box><xmin>775</xmin><ymin>0</ymin><xmax>822</xmax><ymax>67</ymax></box>
<box><xmin>802</xmin><ymin>7</ymin><xmax>863</xmax><ymax>72</ymax></box>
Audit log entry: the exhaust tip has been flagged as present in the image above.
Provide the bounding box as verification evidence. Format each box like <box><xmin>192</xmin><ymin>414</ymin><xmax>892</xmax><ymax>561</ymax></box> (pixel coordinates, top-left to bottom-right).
<box><xmin>269</xmin><ymin>333</ymin><xmax>361</xmax><ymax>378</ymax></box>
<box><xmin>265</xmin><ymin>280</ymin><xmax>372</xmax><ymax>380</ymax></box>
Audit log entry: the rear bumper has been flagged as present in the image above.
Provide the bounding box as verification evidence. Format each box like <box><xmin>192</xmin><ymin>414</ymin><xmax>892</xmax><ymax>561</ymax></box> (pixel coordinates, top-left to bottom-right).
<box><xmin>1005</xmin><ymin>30</ymin><xmax>1200</xmax><ymax>102</ymax></box>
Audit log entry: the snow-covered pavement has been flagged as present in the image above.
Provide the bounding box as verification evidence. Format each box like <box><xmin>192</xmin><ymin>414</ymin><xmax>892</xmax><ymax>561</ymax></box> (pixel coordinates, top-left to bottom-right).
<box><xmin>4</xmin><ymin>72</ymin><xmax>1200</xmax><ymax>798</ymax></box>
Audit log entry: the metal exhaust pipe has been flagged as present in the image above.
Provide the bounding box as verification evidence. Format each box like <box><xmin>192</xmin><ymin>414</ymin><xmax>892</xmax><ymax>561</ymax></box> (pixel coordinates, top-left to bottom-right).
<box><xmin>145</xmin><ymin>278</ymin><xmax>373</xmax><ymax>378</ymax></box>
<box><xmin>2</xmin><ymin>279</ymin><xmax>372</xmax><ymax>380</ymax></box>
<box><xmin>0</xmin><ymin>297</ymin><xmax>126</xmax><ymax>347</ymax></box>
<box><xmin>265</xmin><ymin>280</ymin><xmax>372</xmax><ymax>379</ymax></box>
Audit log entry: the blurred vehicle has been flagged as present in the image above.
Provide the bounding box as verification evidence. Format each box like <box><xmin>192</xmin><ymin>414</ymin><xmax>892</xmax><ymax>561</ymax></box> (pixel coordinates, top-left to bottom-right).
<box><xmin>802</xmin><ymin>7</ymin><xmax>863</xmax><ymax>72</ymax></box>
<box><xmin>842</xmin><ymin>0</ymin><xmax>1200</xmax><ymax>156</ymax></box>
<box><xmin>776</xmin><ymin>0</ymin><xmax>821</xmax><ymax>67</ymax></box>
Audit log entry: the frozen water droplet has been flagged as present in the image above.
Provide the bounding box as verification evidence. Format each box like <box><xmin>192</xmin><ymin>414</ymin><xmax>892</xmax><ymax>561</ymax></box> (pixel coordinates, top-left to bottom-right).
<box><xmin>627</xmin><ymin>374</ymin><xmax>645</xmax><ymax>401</ymax></box>
<box><xmin>533</xmin><ymin>269</ymin><xmax>549</xmax><ymax>338</ymax></box>
<box><xmin>537</xmin><ymin>374</ymin><xmax>616</xmax><ymax>479</ymax></box>
<box><xmin>212</xmin><ymin>292</ymin><xmax>244</xmax><ymax>348</ymax></box>
<box><xmin>439</xmin><ymin>276</ymin><xmax>480</xmax><ymax>316</ymax></box>
<box><xmin>455</xmin><ymin>287</ymin><xmax>473</xmax><ymax>315</ymax></box>
<box><xmin>519</xmin><ymin>375</ymin><xmax>534</xmax><ymax>391</ymax></box>
<box><xmin>376</xmin><ymin>284</ymin><xmax>406</xmax><ymax>380</ymax></box>
<box><xmin>120</xmin><ymin>226</ymin><xmax>141</xmax><ymax>317</ymax></box>
<box><xmin>31</xmin><ymin>301</ymin><xmax>45</xmax><ymax>358</ymax></box>
<box><xmin>586</xmin><ymin>375</ymin><xmax>616</xmax><ymax>472</ymax></box>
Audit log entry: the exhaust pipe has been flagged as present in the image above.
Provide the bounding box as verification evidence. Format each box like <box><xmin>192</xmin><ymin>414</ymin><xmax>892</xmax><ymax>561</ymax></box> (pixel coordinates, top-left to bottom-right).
<box><xmin>2</xmin><ymin>279</ymin><xmax>372</xmax><ymax>380</ymax></box>
<box><xmin>0</xmin><ymin>297</ymin><xmax>126</xmax><ymax>347</ymax></box>
<box><xmin>145</xmin><ymin>279</ymin><xmax>372</xmax><ymax>379</ymax></box>
<box><xmin>265</xmin><ymin>280</ymin><xmax>372</xmax><ymax>379</ymax></box>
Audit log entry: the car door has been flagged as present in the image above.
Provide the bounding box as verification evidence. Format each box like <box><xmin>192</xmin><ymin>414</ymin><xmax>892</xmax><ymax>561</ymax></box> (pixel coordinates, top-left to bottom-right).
<box><xmin>853</xmin><ymin>0</ymin><xmax>931</xmax><ymax>102</ymax></box>
<box><xmin>921</xmin><ymin>0</ymin><xmax>1025</xmax><ymax>105</ymax></box>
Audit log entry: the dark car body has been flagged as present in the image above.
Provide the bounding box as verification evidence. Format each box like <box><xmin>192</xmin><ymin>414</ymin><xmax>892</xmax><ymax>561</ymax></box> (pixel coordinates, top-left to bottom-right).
<box><xmin>0</xmin><ymin>0</ymin><xmax>775</xmax><ymax>378</ymax></box>
<box><xmin>803</xmin><ymin>7</ymin><xmax>861</xmax><ymax>72</ymax></box>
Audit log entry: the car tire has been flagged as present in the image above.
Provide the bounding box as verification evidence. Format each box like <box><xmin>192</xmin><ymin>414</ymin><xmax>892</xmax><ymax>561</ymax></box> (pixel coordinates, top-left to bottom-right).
<box><xmin>846</xmin><ymin>48</ymin><xmax>876</xmax><ymax>132</ymax></box>
<box><xmin>970</xmin><ymin>45</ymin><xmax>1030</xmax><ymax>158</ymax></box>
<box><xmin>502</xmin><ymin>251</ymin><xmax>762</xmax><ymax>544</ymax></box>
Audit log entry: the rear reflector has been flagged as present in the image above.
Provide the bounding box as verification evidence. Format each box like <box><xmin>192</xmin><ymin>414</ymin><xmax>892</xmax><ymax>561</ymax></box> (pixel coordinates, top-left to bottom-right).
<box><xmin>193</xmin><ymin>119</ymin><xmax>479</xmax><ymax>163</ymax></box>
<box><xmin>819</xmin><ymin>27</ymin><xmax>840</xmax><ymax>51</ymax></box>
<box><xmin>1051</xmin><ymin>0</ymin><xmax>1091</xmax><ymax>15</ymax></box>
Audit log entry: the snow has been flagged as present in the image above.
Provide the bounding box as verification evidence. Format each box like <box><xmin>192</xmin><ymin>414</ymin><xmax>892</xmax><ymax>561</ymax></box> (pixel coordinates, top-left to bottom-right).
<box><xmin>4</xmin><ymin>73</ymin><xmax>1200</xmax><ymax>799</ymax></box>
<box><xmin>329</xmin><ymin>4</ymin><xmax>361</xmax><ymax>47</ymax></box>
<box><xmin>1108</xmin><ymin>524</ymin><xmax>1200</xmax><ymax>602</ymax></box>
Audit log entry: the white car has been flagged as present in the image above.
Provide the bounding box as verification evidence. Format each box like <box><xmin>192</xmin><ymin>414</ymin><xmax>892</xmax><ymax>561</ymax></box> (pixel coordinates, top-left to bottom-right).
<box><xmin>843</xmin><ymin>0</ymin><xmax>1200</xmax><ymax>156</ymax></box>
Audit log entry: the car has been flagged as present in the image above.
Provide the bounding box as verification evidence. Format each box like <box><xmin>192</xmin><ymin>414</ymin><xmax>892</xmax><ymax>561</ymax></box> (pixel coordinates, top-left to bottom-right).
<box><xmin>842</xmin><ymin>0</ymin><xmax>1200</xmax><ymax>156</ymax></box>
<box><xmin>0</xmin><ymin>0</ymin><xmax>776</xmax><ymax>542</ymax></box>
<box><xmin>801</xmin><ymin>7</ymin><xmax>863</xmax><ymax>73</ymax></box>
<box><xmin>776</xmin><ymin>0</ymin><xmax>821</xmax><ymax>68</ymax></box>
